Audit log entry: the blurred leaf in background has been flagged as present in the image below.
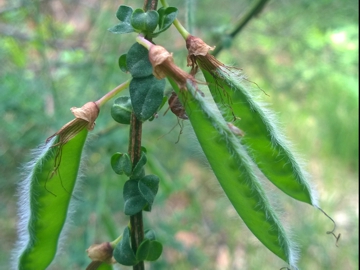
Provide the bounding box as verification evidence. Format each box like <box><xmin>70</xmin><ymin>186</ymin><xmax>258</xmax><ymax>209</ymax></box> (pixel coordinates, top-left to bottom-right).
<box><xmin>0</xmin><ymin>0</ymin><xmax>358</xmax><ymax>269</ymax></box>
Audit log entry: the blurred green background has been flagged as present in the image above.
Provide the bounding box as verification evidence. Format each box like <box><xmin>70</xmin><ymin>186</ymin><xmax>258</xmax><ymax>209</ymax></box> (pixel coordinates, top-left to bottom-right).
<box><xmin>0</xmin><ymin>0</ymin><xmax>358</xmax><ymax>269</ymax></box>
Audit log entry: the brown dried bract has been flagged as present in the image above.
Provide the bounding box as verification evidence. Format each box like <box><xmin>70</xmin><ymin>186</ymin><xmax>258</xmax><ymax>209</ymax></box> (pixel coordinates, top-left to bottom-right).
<box><xmin>46</xmin><ymin>101</ymin><xmax>99</xmax><ymax>145</ymax></box>
<box><xmin>149</xmin><ymin>45</ymin><xmax>195</xmax><ymax>90</ymax></box>
<box><xmin>186</xmin><ymin>35</ymin><xmax>223</xmax><ymax>76</ymax></box>
<box><xmin>86</xmin><ymin>242</ymin><xmax>115</xmax><ymax>269</ymax></box>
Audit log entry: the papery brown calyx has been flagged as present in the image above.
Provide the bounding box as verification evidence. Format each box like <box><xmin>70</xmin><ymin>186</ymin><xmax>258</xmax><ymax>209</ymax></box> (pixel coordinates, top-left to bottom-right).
<box><xmin>46</xmin><ymin>101</ymin><xmax>99</xmax><ymax>144</ymax></box>
<box><xmin>86</xmin><ymin>242</ymin><xmax>115</xmax><ymax>264</ymax></box>
<box><xmin>149</xmin><ymin>45</ymin><xmax>195</xmax><ymax>90</ymax></box>
<box><xmin>186</xmin><ymin>35</ymin><xmax>224</xmax><ymax>76</ymax></box>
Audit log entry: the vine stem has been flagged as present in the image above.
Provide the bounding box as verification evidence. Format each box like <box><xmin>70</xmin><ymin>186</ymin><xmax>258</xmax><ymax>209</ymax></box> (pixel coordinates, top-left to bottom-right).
<box><xmin>128</xmin><ymin>2</ymin><xmax>158</xmax><ymax>270</ymax></box>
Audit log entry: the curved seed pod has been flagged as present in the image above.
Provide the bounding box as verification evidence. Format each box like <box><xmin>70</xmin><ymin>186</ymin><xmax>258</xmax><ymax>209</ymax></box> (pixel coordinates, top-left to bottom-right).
<box><xmin>12</xmin><ymin>102</ymin><xmax>98</xmax><ymax>269</ymax></box>
<box><xmin>167</xmin><ymin>77</ymin><xmax>299</xmax><ymax>268</ymax></box>
<box><xmin>12</xmin><ymin>128</ymin><xmax>88</xmax><ymax>270</ymax></box>
<box><xmin>201</xmin><ymin>67</ymin><xmax>318</xmax><ymax>207</ymax></box>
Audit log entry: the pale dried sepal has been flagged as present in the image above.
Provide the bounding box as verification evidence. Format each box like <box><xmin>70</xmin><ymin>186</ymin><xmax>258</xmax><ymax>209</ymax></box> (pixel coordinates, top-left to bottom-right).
<box><xmin>148</xmin><ymin>44</ymin><xmax>195</xmax><ymax>90</ymax></box>
<box><xmin>149</xmin><ymin>45</ymin><xmax>174</xmax><ymax>79</ymax></box>
<box><xmin>71</xmin><ymin>101</ymin><xmax>99</xmax><ymax>130</ymax></box>
<box><xmin>186</xmin><ymin>35</ymin><xmax>215</xmax><ymax>57</ymax></box>
<box><xmin>86</xmin><ymin>242</ymin><xmax>115</xmax><ymax>264</ymax></box>
<box><xmin>46</xmin><ymin>101</ymin><xmax>99</xmax><ymax>144</ymax></box>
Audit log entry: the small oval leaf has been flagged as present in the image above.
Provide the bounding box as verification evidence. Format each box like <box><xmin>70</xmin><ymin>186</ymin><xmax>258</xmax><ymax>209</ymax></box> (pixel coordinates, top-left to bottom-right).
<box><xmin>113</xmin><ymin>227</ymin><xmax>138</xmax><ymax>266</ymax></box>
<box><xmin>111</xmin><ymin>152</ymin><xmax>132</xmax><ymax>176</ymax></box>
<box><xmin>155</xmin><ymin>7</ymin><xmax>178</xmax><ymax>35</ymax></box>
<box><xmin>146</xmin><ymin>241</ymin><xmax>163</xmax><ymax>261</ymax></box>
<box><xmin>131</xmin><ymin>9</ymin><xmax>159</xmax><ymax>33</ymax></box>
<box><xmin>116</xmin><ymin>5</ymin><xmax>133</xmax><ymax>22</ymax></box>
<box><xmin>132</xmin><ymin>150</ymin><xmax>147</xmax><ymax>178</ymax></box>
<box><xmin>123</xmin><ymin>180</ymin><xmax>148</xmax><ymax>215</ymax></box>
<box><xmin>129</xmin><ymin>75</ymin><xmax>165</xmax><ymax>121</ymax></box>
<box><xmin>126</xmin><ymin>42</ymin><xmax>153</xmax><ymax>78</ymax></box>
<box><xmin>138</xmin><ymin>175</ymin><xmax>159</xmax><ymax>206</ymax></box>
<box><xmin>118</xmin><ymin>54</ymin><xmax>128</xmax><ymax>73</ymax></box>
<box><xmin>136</xmin><ymin>239</ymin><xmax>150</xmax><ymax>261</ymax></box>
<box><xmin>111</xmin><ymin>96</ymin><xmax>132</xmax><ymax>125</ymax></box>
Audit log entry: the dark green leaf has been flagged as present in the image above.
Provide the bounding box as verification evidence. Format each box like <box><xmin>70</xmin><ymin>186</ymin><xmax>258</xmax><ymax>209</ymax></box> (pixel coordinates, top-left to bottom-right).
<box><xmin>108</xmin><ymin>23</ymin><xmax>134</xmax><ymax>34</ymax></box>
<box><xmin>145</xmin><ymin>241</ymin><xmax>163</xmax><ymax>261</ymax></box>
<box><xmin>123</xmin><ymin>180</ymin><xmax>148</xmax><ymax>215</ymax></box>
<box><xmin>111</xmin><ymin>96</ymin><xmax>132</xmax><ymax>125</ymax></box>
<box><xmin>116</xmin><ymin>5</ymin><xmax>133</xmax><ymax>22</ymax></box>
<box><xmin>126</xmin><ymin>43</ymin><xmax>152</xmax><ymax>78</ymax></box>
<box><xmin>132</xmin><ymin>151</ymin><xmax>147</xmax><ymax>178</ymax></box>
<box><xmin>155</xmin><ymin>7</ymin><xmax>178</xmax><ymax>35</ymax></box>
<box><xmin>129</xmin><ymin>76</ymin><xmax>165</xmax><ymax>121</ymax></box>
<box><xmin>138</xmin><ymin>175</ymin><xmax>159</xmax><ymax>205</ymax></box>
<box><xmin>136</xmin><ymin>239</ymin><xmax>150</xmax><ymax>261</ymax></box>
<box><xmin>113</xmin><ymin>227</ymin><xmax>138</xmax><ymax>266</ymax></box>
<box><xmin>131</xmin><ymin>9</ymin><xmax>159</xmax><ymax>33</ymax></box>
<box><xmin>144</xmin><ymin>229</ymin><xmax>156</xmax><ymax>241</ymax></box>
<box><xmin>118</xmin><ymin>54</ymin><xmax>128</xmax><ymax>73</ymax></box>
<box><xmin>111</xmin><ymin>152</ymin><xmax>132</xmax><ymax>176</ymax></box>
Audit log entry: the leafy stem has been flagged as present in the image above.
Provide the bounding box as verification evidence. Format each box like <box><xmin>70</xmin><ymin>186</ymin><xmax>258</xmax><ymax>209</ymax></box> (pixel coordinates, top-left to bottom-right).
<box><xmin>127</xmin><ymin>3</ymin><xmax>158</xmax><ymax>270</ymax></box>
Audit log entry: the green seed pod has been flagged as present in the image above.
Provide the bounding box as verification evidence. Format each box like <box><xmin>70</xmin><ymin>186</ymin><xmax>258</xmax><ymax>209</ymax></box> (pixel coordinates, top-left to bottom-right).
<box><xmin>167</xmin><ymin>77</ymin><xmax>298</xmax><ymax>268</ymax></box>
<box><xmin>13</xmin><ymin>128</ymin><xmax>88</xmax><ymax>270</ymax></box>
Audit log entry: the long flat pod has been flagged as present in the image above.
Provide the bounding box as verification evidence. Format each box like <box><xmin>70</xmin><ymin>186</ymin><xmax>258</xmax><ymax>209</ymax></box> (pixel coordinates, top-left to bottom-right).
<box><xmin>14</xmin><ymin>128</ymin><xmax>88</xmax><ymax>270</ymax></box>
<box><xmin>201</xmin><ymin>67</ymin><xmax>318</xmax><ymax>207</ymax></box>
<box><xmin>168</xmin><ymin>78</ymin><xmax>298</xmax><ymax>267</ymax></box>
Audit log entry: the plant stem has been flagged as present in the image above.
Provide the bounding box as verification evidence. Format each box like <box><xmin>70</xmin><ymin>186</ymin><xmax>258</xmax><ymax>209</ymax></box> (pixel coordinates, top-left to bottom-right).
<box><xmin>95</xmin><ymin>80</ymin><xmax>130</xmax><ymax>108</ymax></box>
<box><xmin>212</xmin><ymin>0</ymin><xmax>269</xmax><ymax>56</ymax></box>
<box><xmin>128</xmin><ymin>2</ymin><xmax>158</xmax><ymax>270</ymax></box>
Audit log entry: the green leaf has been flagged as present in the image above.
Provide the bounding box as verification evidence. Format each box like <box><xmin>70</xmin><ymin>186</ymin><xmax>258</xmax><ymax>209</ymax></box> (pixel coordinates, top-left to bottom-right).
<box><xmin>123</xmin><ymin>180</ymin><xmax>148</xmax><ymax>215</ymax></box>
<box><xmin>129</xmin><ymin>75</ymin><xmax>165</xmax><ymax>121</ymax></box>
<box><xmin>118</xmin><ymin>54</ymin><xmax>128</xmax><ymax>73</ymax></box>
<box><xmin>15</xmin><ymin>128</ymin><xmax>88</xmax><ymax>270</ymax></box>
<box><xmin>131</xmin><ymin>150</ymin><xmax>147</xmax><ymax>178</ymax></box>
<box><xmin>113</xmin><ymin>227</ymin><xmax>138</xmax><ymax>266</ymax></box>
<box><xmin>168</xmin><ymin>77</ymin><xmax>298</xmax><ymax>268</ymax></box>
<box><xmin>201</xmin><ymin>67</ymin><xmax>318</xmax><ymax>206</ymax></box>
<box><xmin>154</xmin><ymin>7</ymin><xmax>178</xmax><ymax>35</ymax></box>
<box><xmin>109</xmin><ymin>6</ymin><xmax>134</xmax><ymax>34</ymax></box>
<box><xmin>136</xmin><ymin>239</ymin><xmax>150</xmax><ymax>261</ymax></box>
<box><xmin>111</xmin><ymin>96</ymin><xmax>132</xmax><ymax>125</ymax></box>
<box><xmin>116</xmin><ymin>5</ymin><xmax>133</xmax><ymax>22</ymax></box>
<box><xmin>145</xmin><ymin>240</ymin><xmax>163</xmax><ymax>261</ymax></box>
<box><xmin>131</xmin><ymin>9</ymin><xmax>159</xmax><ymax>33</ymax></box>
<box><xmin>111</xmin><ymin>152</ymin><xmax>132</xmax><ymax>176</ymax></box>
<box><xmin>108</xmin><ymin>23</ymin><xmax>135</xmax><ymax>34</ymax></box>
<box><xmin>138</xmin><ymin>175</ymin><xmax>159</xmax><ymax>205</ymax></box>
<box><xmin>126</xmin><ymin>42</ymin><xmax>153</xmax><ymax>78</ymax></box>
<box><xmin>144</xmin><ymin>229</ymin><xmax>156</xmax><ymax>241</ymax></box>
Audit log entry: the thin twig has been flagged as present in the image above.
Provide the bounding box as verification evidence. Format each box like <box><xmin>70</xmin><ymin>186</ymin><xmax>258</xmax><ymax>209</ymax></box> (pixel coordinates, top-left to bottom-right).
<box><xmin>212</xmin><ymin>0</ymin><xmax>269</xmax><ymax>56</ymax></box>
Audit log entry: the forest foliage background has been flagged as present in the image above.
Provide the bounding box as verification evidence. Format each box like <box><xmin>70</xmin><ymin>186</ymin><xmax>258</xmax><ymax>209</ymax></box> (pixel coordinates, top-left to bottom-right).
<box><xmin>0</xmin><ymin>0</ymin><xmax>358</xmax><ymax>269</ymax></box>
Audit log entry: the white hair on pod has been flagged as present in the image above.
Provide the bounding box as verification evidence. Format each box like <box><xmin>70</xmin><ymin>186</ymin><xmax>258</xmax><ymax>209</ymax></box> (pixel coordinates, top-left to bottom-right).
<box><xmin>185</xmin><ymin>80</ymin><xmax>300</xmax><ymax>269</ymax></box>
<box><xmin>11</xmin><ymin>133</ymin><xmax>90</xmax><ymax>269</ymax></box>
<box><xmin>217</xmin><ymin>66</ymin><xmax>319</xmax><ymax>208</ymax></box>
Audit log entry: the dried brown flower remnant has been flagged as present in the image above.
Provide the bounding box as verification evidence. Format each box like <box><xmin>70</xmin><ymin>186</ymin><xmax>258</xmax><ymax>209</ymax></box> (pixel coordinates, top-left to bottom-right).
<box><xmin>46</xmin><ymin>101</ymin><xmax>99</xmax><ymax>145</ymax></box>
<box><xmin>186</xmin><ymin>35</ymin><xmax>224</xmax><ymax>76</ymax></box>
<box><xmin>86</xmin><ymin>242</ymin><xmax>115</xmax><ymax>270</ymax></box>
<box><xmin>148</xmin><ymin>45</ymin><xmax>194</xmax><ymax>90</ymax></box>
